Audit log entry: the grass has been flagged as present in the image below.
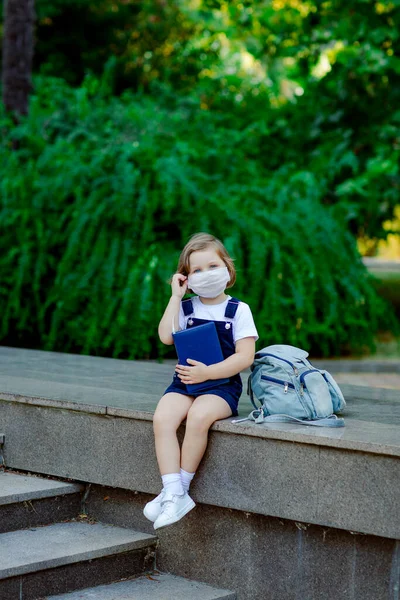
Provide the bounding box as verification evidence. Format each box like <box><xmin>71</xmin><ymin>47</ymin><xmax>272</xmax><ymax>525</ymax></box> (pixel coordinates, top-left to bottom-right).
<box><xmin>364</xmin><ymin>269</ymin><xmax>400</xmax><ymax>359</ymax></box>
<box><xmin>372</xmin><ymin>335</ymin><xmax>400</xmax><ymax>359</ymax></box>
<box><xmin>369</xmin><ymin>270</ymin><xmax>400</xmax><ymax>318</ymax></box>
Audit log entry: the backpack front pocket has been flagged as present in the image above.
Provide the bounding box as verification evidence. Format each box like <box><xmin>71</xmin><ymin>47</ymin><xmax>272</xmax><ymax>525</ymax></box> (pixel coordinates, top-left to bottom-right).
<box><xmin>300</xmin><ymin>370</ymin><xmax>333</xmax><ymax>418</ymax></box>
<box><xmin>255</xmin><ymin>374</ymin><xmax>310</xmax><ymax>419</ymax></box>
<box><xmin>321</xmin><ymin>371</ymin><xmax>346</xmax><ymax>413</ymax></box>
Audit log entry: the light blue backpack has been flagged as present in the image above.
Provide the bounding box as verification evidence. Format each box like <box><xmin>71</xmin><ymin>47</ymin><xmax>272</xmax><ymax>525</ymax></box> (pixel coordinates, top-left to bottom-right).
<box><xmin>234</xmin><ymin>345</ymin><xmax>346</xmax><ymax>427</ymax></box>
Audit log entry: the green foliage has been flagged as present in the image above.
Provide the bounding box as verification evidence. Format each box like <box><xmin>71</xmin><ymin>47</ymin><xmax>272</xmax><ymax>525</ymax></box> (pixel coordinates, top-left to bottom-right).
<box><xmin>370</xmin><ymin>271</ymin><xmax>400</xmax><ymax>319</ymax></box>
<box><xmin>0</xmin><ymin>75</ymin><xmax>395</xmax><ymax>358</ymax></box>
<box><xmin>2</xmin><ymin>0</ymin><xmax>397</xmax><ymax>238</ymax></box>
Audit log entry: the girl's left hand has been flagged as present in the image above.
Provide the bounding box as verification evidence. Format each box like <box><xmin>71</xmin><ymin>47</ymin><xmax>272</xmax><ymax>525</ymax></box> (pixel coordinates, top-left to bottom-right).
<box><xmin>175</xmin><ymin>359</ymin><xmax>208</xmax><ymax>384</ymax></box>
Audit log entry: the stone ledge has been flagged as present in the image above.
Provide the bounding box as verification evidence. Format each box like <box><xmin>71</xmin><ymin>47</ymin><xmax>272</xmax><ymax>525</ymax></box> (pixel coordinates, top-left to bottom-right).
<box><xmin>0</xmin><ymin>471</ymin><xmax>83</xmax><ymax>506</ymax></box>
<box><xmin>339</xmin><ymin>383</ymin><xmax>400</xmax><ymax>401</ymax></box>
<box><xmin>363</xmin><ymin>257</ymin><xmax>400</xmax><ymax>271</ymax></box>
<box><xmin>1</xmin><ymin>400</ymin><xmax>399</xmax><ymax>539</ymax></box>
<box><xmin>1</xmin><ymin>393</ymin><xmax>399</xmax><ymax>458</ymax></box>
<box><xmin>46</xmin><ymin>573</ymin><xmax>236</xmax><ymax>600</ymax></box>
<box><xmin>0</xmin><ymin>522</ymin><xmax>156</xmax><ymax>579</ymax></box>
<box><xmin>312</xmin><ymin>359</ymin><xmax>400</xmax><ymax>374</ymax></box>
<box><xmin>0</xmin><ymin>392</ymin><xmax>107</xmax><ymax>415</ymax></box>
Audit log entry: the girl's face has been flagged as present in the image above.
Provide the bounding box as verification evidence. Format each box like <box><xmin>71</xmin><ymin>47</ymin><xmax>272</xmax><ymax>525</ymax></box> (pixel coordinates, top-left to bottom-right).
<box><xmin>188</xmin><ymin>248</ymin><xmax>225</xmax><ymax>275</ymax></box>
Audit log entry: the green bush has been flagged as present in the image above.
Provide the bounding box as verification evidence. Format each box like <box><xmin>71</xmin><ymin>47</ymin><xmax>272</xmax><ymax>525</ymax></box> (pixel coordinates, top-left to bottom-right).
<box><xmin>2</xmin><ymin>0</ymin><xmax>400</xmax><ymax>239</ymax></box>
<box><xmin>0</xmin><ymin>75</ymin><xmax>395</xmax><ymax>358</ymax></box>
<box><xmin>370</xmin><ymin>271</ymin><xmax>400</xmax><ymax>319</ymax></box>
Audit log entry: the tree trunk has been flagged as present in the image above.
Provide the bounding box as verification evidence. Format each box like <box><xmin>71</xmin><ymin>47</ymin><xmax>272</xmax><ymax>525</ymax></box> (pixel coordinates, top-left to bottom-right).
<box><xmin>2</xmin><ymin>0</ymin><xmax>35</xmax><ymax>116</ymax></box>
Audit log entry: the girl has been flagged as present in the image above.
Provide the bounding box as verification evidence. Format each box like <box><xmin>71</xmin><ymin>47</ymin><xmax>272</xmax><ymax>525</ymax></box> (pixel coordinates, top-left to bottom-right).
<box><xmin>144</xmin><ymin>232</ymin><xmax>258</xmax><ymax>529</ymax></box>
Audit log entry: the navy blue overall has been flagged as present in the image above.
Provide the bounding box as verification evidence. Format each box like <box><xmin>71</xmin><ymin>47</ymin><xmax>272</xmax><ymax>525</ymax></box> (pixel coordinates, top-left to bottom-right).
<box><xmin>164</xmin><ymin>297</ymin><xmax>243</xmax><ymax>416</ymax></box>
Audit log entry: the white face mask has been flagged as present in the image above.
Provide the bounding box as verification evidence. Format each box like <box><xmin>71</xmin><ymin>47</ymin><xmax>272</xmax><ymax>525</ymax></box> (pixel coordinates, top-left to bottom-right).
<box><xmin>188</xmin><ymin>266</ymin><xmax>230</xmax><ymax>298</ymax></box>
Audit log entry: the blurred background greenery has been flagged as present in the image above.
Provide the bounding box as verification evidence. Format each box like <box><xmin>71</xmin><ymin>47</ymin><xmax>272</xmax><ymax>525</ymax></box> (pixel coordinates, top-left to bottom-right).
<box><xmin>1</xmin><ymin>0</ymin><xmax>399</xmax><ymax>359</ymax></box>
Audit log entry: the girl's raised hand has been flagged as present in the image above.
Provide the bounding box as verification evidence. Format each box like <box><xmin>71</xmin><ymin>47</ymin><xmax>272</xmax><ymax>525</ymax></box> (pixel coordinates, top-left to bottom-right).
<box><xmin>171</xmin><ymin>273</ymin><xmax>188</xmax><ymax>299</ymax></box>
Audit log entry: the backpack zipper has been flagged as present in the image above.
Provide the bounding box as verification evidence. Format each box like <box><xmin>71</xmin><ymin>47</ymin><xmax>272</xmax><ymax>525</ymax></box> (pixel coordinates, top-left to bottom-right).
<box><xmin>261</xmin><ymin>375</ymin><xmax>295</xmax><ymax>394</ymax></box>
<box><xmin>256</xmin><ymin>353</ymin><xmax>300</xmax><ymax>376</ymax></box>
<box><xmin>299</xmin><ymin>369</ymin><xmax>321</xmax><ymax>395</ymax></box>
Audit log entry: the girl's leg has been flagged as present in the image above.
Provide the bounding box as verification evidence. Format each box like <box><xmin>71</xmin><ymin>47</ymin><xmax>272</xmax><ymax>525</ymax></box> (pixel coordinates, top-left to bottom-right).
<box><xmin>153</xmin><ymin>392</ymin><xmax>193</xmax><ymax>475</ymax></box>
<box><xmin>181</xmin><ymin>394</ymin><xmax>232</xmax><ymax>473</ymax></box>
<box><xmin>150</xmin><ymin>394</ymin><xmax>230</xmax><ymax>530</ymax></box>
<box><xmin>144</xmin><ymin>392</ymin><xmax>194</xmax><ymax>524</ymax></box>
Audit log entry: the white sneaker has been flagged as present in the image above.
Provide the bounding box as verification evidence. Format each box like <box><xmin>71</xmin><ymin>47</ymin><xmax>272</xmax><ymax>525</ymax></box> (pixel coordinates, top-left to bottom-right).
<box><xmin>153</xmin><ymin>492</ymin><xmax>195</xmax><ymax>530</ymax></box>
<box><xmin>143</xmin><ymin>490</ymin><xmax>165</xmax><ymax>522</ymax></box>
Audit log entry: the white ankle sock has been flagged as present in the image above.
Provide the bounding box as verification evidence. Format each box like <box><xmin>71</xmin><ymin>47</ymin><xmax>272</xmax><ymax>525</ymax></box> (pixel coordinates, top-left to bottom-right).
<box><xmin>180</xmin><ymin>468</ymin><xmax>195</xmax><ymax>492</ymax></box>
<box><xmin>161</xmin><ymin>473</ymin><xmax>184</xmax><ymax>496</ymax></box>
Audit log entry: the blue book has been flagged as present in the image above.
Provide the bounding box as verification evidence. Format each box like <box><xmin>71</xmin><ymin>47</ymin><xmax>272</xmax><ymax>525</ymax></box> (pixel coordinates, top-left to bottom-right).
<box><xmin>173</xmin><ymin>321</ymin><xmax>229</xmax><ymax>394</ymax></box>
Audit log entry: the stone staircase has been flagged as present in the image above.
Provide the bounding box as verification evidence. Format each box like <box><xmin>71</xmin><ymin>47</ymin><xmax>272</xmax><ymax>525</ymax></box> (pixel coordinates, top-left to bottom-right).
<box><xmin>0</xmin><ymin>469</ymin><xmax>236</xmax><ymax>600</ymax></box>
<box><xmin>1</xmin><ymin>347</ymin><xmax>399</xmax><ymax>599</ymax></box>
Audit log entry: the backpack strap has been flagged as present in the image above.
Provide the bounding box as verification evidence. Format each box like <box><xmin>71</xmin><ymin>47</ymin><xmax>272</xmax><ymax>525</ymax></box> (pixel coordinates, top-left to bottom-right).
<box><xmin>247</xmin><ymin>376</ymin><xmax>261</xmax><ymax>410</ymax></box>
<box><xmin>233</xmin><ymin>410</ymin><xmax>345</xmax><ymax>428</ymax></box>
<box><xmin>181</xmin><ymin>298</ymin><xmax>194</xmax><ymax>316</ymax></box>
<box><xmin>224</xmin><ymin>297</ymin><xmax>240</xmax><ymax>319</ymax></box>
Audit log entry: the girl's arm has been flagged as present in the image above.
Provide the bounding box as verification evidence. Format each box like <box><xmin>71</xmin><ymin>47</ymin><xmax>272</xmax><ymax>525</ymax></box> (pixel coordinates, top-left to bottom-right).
<box><xmin>158</xmin><ymin>274</ymin><xmax>187</xmax><ymax>345</ymax></box>
<box><xmin>175</xmin><ymin>337</ymin><xmax>255</xmax><ymax>384</ymax></box>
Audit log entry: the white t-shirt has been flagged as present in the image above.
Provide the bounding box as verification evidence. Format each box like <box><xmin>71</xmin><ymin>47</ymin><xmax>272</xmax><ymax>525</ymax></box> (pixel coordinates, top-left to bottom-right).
<box><xmin>179</xmin><ymin>295</ymin><xmax>258</xmax><ymax>344</ymax></box>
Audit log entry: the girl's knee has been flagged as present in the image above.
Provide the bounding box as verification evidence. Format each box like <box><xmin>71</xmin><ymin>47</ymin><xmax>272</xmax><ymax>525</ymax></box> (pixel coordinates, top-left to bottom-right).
<box><xmin>153</xmin><ymin>408</ymin><xmax>183</xmax><ymax>433</ymax></box>
<box><xmin>153</xmin><ymin>411</ymin><xmax>171</xmax><ymax>432</ymax></box>
<box><xmin>153</xmin><ymin>394</ymin><xmax>192</xmax><ymax>433</ymax></box>
<box><xmin>186</xmin><ymin>405</ymin><xmax>214</xmax><ymax>432</ymax></box>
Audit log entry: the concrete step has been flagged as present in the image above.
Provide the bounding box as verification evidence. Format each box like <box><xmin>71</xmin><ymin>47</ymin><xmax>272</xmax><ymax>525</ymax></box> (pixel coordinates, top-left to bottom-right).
<box><xmin>0</xmin><ymin>433</ymin><xmax>4</xmax><ymax>468</ymax></box>
<box><xmin>46</xmin><ymin>572</ymin><xmax>237</xmax><ymax>599</ymax></box>
<box><xmin>0</xmin><ymin>471</ymin><xmax>83</xmax><ymax>504</ymax></box>
<box><xmin>0</xmin><ymin>471</ymin><xmax>84</xmax><ymax>533</ymax></box>
<box><xmin>0</xmin><ymin>521</ymin><xmax>157</xmax><ymax>600</ymax></box>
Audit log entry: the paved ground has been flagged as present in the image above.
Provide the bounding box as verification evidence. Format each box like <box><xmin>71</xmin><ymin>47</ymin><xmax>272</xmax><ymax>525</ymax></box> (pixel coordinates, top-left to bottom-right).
<box><xmin>0</xmin><ymin>346</ymin><xmax>399</xmax><ymax>455</ymax></box>
<box><xmin>1</xmin><ymin>346</ymin><xmax>400</xmax><ymax>414</ymax></box>
<box><xmin>334</xmin><ymin>372</ymin><xmax>400</xmax><ymax>389</ymax></box>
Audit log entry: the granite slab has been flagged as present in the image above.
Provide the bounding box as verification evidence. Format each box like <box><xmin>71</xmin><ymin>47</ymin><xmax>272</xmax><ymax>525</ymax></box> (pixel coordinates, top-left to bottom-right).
<box><xmin>0</xmin><ymin>521</ymin><xmax>156</xmax><ymax>579</ymax></box>
<box><xmin>46</xmin><ymin>573</ymin><xmax>236</xmax><ymax>600</ymax></box>
<box><xmin>0</xmin><ymin>472</ymin><xmax>83</xmax><ymax>505</ymax></box>
<box><xmin>0</xmin><ymin>346</ymin><xmax>399</xmax><ymax>457</ymax></box>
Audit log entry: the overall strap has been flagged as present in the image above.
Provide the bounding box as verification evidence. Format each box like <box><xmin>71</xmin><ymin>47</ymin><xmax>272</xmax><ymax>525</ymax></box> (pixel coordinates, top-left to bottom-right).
<box><xmin>181</xmin><ymin>298</ymin><xmax>194</xmax><ymax>316</ymax></box>
<box><xmin>225</xmin><ymin>297</ymin><xmax>240</xmax><ymax>319</ymax></box>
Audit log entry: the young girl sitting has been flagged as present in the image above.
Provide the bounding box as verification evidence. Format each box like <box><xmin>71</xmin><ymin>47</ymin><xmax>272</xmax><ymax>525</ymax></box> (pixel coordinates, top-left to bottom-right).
<box><xmin>144</xmin><ymin>232</ymin><xmax>258</xmax><ymax>529</ymax></box>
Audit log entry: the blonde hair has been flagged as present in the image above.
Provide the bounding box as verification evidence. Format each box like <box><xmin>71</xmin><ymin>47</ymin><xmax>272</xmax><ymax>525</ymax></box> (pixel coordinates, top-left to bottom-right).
<box><xmin>177</xmin><ymin>232</ymin><xmax>236</xmax><ymax>289</ymax></box>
